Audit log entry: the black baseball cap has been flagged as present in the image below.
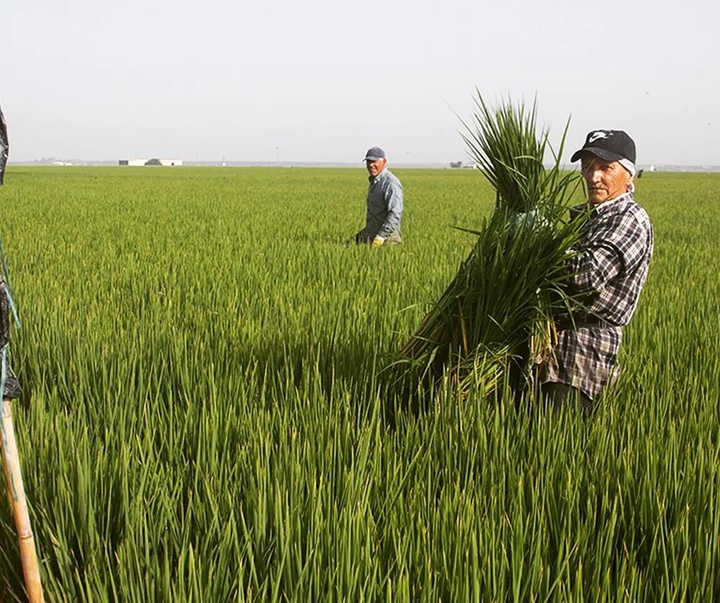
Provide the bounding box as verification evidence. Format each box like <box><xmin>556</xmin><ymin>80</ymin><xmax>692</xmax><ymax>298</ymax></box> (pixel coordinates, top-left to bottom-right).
<box><xmin>571</xmin><ymin>130</ymin><xmax>636</xmax><ymax>164</ymax></box>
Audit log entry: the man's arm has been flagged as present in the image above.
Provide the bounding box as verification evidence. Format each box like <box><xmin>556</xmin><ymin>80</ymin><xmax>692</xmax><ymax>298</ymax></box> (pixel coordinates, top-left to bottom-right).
<box><xmin>566</xmin><ymin>211</ymin><xmax>650</xmax><ymax>294</ymax></box>
<box><xmin>377</xmin><ymin>179</ymin><xmax>403</xmax><ymax>239</ymax></box>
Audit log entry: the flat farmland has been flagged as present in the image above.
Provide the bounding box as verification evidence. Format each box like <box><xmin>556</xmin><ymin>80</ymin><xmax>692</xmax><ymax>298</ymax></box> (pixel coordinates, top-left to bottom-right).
<box><xmin>1</xmin><ymin>166</ymin><xmax>719</xmax><ymax>601</ymax></box>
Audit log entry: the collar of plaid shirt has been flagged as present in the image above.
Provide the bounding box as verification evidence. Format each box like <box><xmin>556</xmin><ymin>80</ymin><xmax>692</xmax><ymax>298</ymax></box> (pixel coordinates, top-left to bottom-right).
<box><xmin>592</xmin><ymin>191</ymin><xmax>633</xmax><ymax>215</ymax></box>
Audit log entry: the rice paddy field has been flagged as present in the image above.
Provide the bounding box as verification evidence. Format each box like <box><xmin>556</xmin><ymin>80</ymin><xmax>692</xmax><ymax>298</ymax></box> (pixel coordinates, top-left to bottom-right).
<box><xmin>0</xmin><ymin>165</ymin><xmax>719</xmax><ymax>601</ymax></box>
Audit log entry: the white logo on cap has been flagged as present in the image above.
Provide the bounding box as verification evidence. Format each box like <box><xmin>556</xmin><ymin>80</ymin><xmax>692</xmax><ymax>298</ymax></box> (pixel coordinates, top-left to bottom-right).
<box><xmin>588</xmin><ymin>131</ymin><xmax>610</xmax><ymax>143</ymax></box>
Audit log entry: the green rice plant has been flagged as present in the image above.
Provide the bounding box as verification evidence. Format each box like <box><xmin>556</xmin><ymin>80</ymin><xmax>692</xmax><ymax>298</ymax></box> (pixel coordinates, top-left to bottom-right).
<box><xmin>394</xmin><ymin>92</ymin><xmax>583</xmax><ymax>398</ymax></box>
<box><xmin>0</xmin><ymin>167</ymin><xmax>719</xmax><ymax>601</ymax></box>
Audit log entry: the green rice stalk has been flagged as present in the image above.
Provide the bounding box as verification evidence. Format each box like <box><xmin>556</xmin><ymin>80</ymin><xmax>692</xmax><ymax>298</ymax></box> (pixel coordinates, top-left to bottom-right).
<box><xmin>393</xmin><ymin>92</ymin><xmax>585</xmax><ymax>397</ymax></box>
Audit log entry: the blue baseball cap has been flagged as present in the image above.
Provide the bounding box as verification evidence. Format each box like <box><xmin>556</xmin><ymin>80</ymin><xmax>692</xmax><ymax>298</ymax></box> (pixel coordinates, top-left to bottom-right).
<box><xmin>363</xmin><ymin>147</ymin><xmax>385</xmax><ymax>161</ymax></box>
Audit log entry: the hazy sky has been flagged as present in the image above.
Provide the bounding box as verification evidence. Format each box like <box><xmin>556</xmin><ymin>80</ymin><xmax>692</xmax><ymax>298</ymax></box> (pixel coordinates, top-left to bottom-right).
<box><xmin>5</xmin><ymin>0</ymin><xmax>719</xmax><ymax>166</ymax></box>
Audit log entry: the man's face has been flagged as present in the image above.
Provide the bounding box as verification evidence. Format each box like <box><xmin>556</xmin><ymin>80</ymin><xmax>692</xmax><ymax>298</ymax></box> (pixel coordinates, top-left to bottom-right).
<box><xmin>366</xmin><ymin>157</ymin><xmax>386</xmax><ymax>177</ymax></box>
<box><xmin>580</xmin><ymin>155</ymin><xmax>633</xmax><ymax>205</ymax></box>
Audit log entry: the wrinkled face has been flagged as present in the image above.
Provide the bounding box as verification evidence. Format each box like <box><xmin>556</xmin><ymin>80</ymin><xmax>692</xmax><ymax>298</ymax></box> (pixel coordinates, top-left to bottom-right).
<box><xmin>366</xmin><ymin>157</ymin><xmax>386</xmax><ymax>177</ymax></box>
<box><xmin>580</xmin><ymin>155</ymin><xmax>633</xmax><ymax>205</ymax></box>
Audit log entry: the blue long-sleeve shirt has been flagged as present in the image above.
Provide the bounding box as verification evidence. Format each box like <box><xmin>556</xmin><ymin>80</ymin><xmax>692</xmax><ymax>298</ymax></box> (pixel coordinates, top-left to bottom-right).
<box><xmin>364</xmin><ymin>169</ymin><xmax>403</xmax><ymax>238</ymax></box>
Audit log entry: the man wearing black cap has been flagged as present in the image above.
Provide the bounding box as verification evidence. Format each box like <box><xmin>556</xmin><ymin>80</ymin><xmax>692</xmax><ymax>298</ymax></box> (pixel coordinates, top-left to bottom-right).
<box><xmin>355</xmin><ymin>146</ymin><xmax>403</xmax><ymax>247</ymax></box>
<box><xmin>539</xmin><ymin>130</ymin><xmax>654</xmax><ymax>413</ymax></box>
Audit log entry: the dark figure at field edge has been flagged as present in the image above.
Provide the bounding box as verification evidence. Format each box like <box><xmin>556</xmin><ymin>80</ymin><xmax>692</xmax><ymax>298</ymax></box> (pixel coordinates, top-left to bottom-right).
<box><xmin>0</xmin><ymin>104</ymin><xmax>8</xmax><ymax>187</ymax></box>
<box><xmin>354</xmin><ymin>147</ymin><xmax>403</xmax><ymax>247</ymax></box>
<box><xmin>0</xmin><ymin>103</ymin><xmax>22</xmax><ymax>399</ymax></box>
<box><xmin>538</xmin><ymin>130</ymin><xmax>653</xmax><ymax>414</ymax></box>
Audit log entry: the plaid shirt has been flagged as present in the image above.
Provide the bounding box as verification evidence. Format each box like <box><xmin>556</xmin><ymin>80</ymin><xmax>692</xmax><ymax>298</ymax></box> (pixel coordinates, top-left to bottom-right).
<box><xmin>541</xmin><ymin>192</ymin><xmax>654</xmax><ymax>399</ymax></box>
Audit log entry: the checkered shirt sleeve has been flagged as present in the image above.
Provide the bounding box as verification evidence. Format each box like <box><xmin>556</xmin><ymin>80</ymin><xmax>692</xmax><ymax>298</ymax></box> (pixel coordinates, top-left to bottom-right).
<box><xmin>541</xmin><ymin>193</ymin><xmax>653</xmax><ymax>400</ymax></box>
<box><xmin>566</xmin><ymin>194</ymin><xmax>654</xmax><ymax>326</ymax></box>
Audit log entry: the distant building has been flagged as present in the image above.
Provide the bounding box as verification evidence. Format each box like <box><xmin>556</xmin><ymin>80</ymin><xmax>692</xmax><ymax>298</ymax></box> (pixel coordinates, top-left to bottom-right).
<box><xmin>118</xmin><ymin>158</ymin><xmax>183</xmax><ymax>166</ymax></box>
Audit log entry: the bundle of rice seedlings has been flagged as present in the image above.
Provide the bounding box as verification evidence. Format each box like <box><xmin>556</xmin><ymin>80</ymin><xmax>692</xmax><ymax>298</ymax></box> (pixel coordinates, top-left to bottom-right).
<box><xmin>392</xmin><ymin>92</ymin><xmax>585</xmax><ymax>400</ymax></box>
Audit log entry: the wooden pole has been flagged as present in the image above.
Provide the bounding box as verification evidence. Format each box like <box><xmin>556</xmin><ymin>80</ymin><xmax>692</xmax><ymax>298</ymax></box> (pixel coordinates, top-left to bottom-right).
<box><xmin>2</xmin><ymin>398</ymin><xmax>44</xmax><ymax>603</ymax></box>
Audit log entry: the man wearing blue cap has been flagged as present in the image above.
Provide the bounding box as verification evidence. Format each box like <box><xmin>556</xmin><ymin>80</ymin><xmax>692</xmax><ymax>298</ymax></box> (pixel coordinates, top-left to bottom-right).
<box><xmin>539</xmin><ymin>129</ymin><xmax>654</xmax><ymax>413</ymax></box>
<box><xmin>355</xmin><ymin>147</ymin><xmax>403</xmax><ymax>247</ymax></box>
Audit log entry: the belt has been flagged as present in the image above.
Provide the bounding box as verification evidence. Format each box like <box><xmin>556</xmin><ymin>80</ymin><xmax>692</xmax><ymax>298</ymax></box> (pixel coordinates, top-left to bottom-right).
<box><xmin>556</xmin><ymin>313</ymin><xmax>616</xmax><ymax>330</ymax></box>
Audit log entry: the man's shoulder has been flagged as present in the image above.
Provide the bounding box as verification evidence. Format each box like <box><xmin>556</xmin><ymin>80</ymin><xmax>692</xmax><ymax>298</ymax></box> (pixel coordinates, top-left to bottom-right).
<box><xmin>593</xmin><ymin>195</ymin><xmax>652</xmax><ymax>242</ymax></box>
<box><xmin>599</xmin><ymin>194</ymin><xmax>650</xmax><ymax>221</ymax></box>
<box><xmin>378</xmin><ymin>169</ymin><xmax>402</xmax><ymax>187</ymax></box>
